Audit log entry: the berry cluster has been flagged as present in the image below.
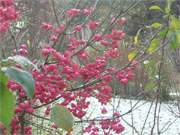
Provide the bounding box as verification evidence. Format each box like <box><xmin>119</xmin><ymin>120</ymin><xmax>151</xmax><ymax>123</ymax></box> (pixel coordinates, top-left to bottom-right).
<box><xmin>4</xmin><ymin>3</ymin><xmax>139</xmax><ymax>134</ymax></box>
<box><xmin>66</xmin><ymin>7</ymin><xmax>94</xmax><ymax>17</ymax></box>
<box><xmin>0</xmin><ymin>0</ymin><xmax>18</xmax><ymax>32</ymax></box>
<box><xmin>11</xmin><ymin>117</ymin><xmax>32</xmax><ymax>135</ymax></box>
<box><xmin>13</xmin><ymin>44</ymin><xmax>29</xmax><ymax>56</ymax></box>
<box><xmin>83</xmin><ymin>112</ymin><xmax>125</xmax><ymax>135</ymax></box>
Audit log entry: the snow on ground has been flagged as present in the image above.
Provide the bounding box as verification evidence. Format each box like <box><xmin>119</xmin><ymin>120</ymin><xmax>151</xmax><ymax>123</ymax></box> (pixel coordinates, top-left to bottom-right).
<box><xmin>74</xmin><ymin>97</ymin><xmax>180</xmax><ymax>135</ymax></box>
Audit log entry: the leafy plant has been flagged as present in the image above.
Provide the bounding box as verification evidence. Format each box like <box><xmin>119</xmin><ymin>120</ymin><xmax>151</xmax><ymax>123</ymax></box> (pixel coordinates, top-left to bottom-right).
<box><xmin>0</xmin><ymin>56</ymin><xmax>35</xmax><ymax>129</ymax></box>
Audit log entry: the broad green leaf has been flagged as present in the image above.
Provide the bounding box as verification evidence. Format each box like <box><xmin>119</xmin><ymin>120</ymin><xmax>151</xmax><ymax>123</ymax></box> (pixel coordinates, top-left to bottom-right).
<box><xmin>0</xmin><ymin>88</ymin><xmax>15</xmax><ymax>129</ymax></box>
<box><xmin>169</xmin><ymin>16</ymin><xmax>180</xmax><ymax>49</ymax></box>
<box><xmin>1</xmin><ymin>67</ymin><xmax>34</xmax><ymax>99</ymax></box>
<box><xmin>0</xmin><ymin>72</ymin><xmax>15</xmax><ymax>128</ymax></box>
<box><xmin>151</xmin><ymin>22</ymin><xmax>162</xmax><ymax>28</ymax></box>
<box><xmin>170</xmin><ymin>16</ymin><xmax>180</xmax><ymax>31</ymax></box>
<box><xmin>169</xmin><ymin>31</ymin><xmax>180</xmax><ymax>49</ymax></box>
<box><xmin>148</xmin><ymin>39</ymin><xmax>160</xmax><ymax>53</ymax></box>
<box><xmin>128</xmin><ymin>50</ymin><xmax>137</xmax><ymax>61</ymax></box>
<box><xmin>50</xmin><ymin>105</ymin><xmax>74</xmax><ymax>132</ymax></box>
<box><xmin>149</xmin><ymin>6</ymin><xmax>163</xmax><ymax>12</ymax></box>
<box><xmin>7</xmin><ymin>55</ymin><xmax>38</xmax><ymax>70</ymax></box>
<box><xmin>0</xmin><ymin>70</ymin><xmax>8</xmax><ymax>85</ymax></box>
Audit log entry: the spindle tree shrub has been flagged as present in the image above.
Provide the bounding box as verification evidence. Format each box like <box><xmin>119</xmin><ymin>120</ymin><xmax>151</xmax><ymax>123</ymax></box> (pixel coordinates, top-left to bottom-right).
<box><xmin>1</xmin><ymin>0</ymin><xmax>176</xmax><ymax>134</ymax></box>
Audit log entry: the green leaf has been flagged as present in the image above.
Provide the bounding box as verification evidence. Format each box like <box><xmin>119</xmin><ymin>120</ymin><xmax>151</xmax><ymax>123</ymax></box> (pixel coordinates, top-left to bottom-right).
<box><xmin>145</xmin><ymin>82</ymin><xmax>156</xmax><ymax>91</ymax></box>
<box><xmin>27</xmin><ymin>40</ymin><xmax>32</xmax><ymax>48</ymax></box>
<box><xmin>166</xmin><ymin>0</ymin><xmax>176</xmax><ymax>14</ymax></box>
<box><xmin>50</xmin><ymin>105</ymin><xmax>74</xmax><ymax>132</ymax></box>
<box><xmin>134</xmin><ymin>28</ymin><xmax>142</xmax><ymax>45</ymax></box>
<box><xmin>165</xmin><ymin>7</ymin><xmax>170</xmax><ymax>14</ymax></box>
<box><xmin>170</xmin><ymin>16</ymin><xmax>180</xmax><ymax>31</ymax></box>
<box><xmin>0</xmin><ymin>72</ymin><xmax>15</xmax><ymax>128</ymax></box>
<box><xmin>134</xmin><ymin>36</ymin><xmax>138</xmax><ymax>45</ymax></box>
<box><xmin>0</xmin><ymin>59</ymin><xmax>11</xmax><ymax>67</ymax></box>
<box><xmin>128</xmin><ymin>50</ymin><xmax>137</xmax><ymax>61</ymax></box>
<box><xmin>159</xmin><ymin>28</ymin><xmax>168</xmax><ymax>38</ymax></box>
<box><xmin>170</xmin><ymin>34</ymin><xmax>178</xmax><ymax>49</ymax></box>
<box><xmin>1</xmin><ymin>67</ymin><xmax>34</xmax><ymax>99</ymax></box>
<box><xmin>148</xmin><ymin>39</ymin><xmax>160</xmax><ymax>53</ymax></box>
<box><xmin>169</xmin><ymin>31</ymin><xmax>180</xmax><ymax>49</ymax></box>
<box><xmin>176</xmin><ymin>31</ymin><xmax>180</xmax><ymax>43</ymax></box>
<box><xmin>0</xmin><ymin>70</ymin><xmax>8</xmax><ymax>85</ymax></box>
<box><xmin>169</xmin><ymin>16</ymin><xmax>180</xmax><ymax>49</ymax></box>
<box><xmin>151</xmin><ymin>22</ymin><xmax>162</xmax><ymax>28</ymax></box>
<box><xmin>7</xmin><ymin>55</ymin><xmax>38</xmax><ymax>70</ymax></box>
<box><xmin>0</xmin><ymin>88</ymin><xmax>15</xmax><ymax>129</ymax></box>
<box><xmin>149</xmin><ymin>6</ymin><xmax>163</xmax><ymax>12</ymax></box>
<box><xmin>170</xmin><ymin>39</ymin><xmax>177</xmax><ymax>49</ymax></box>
